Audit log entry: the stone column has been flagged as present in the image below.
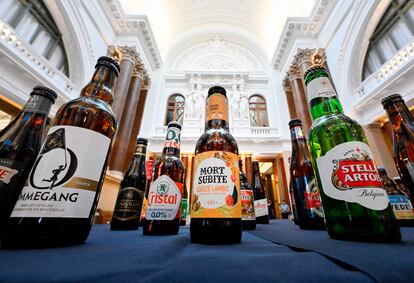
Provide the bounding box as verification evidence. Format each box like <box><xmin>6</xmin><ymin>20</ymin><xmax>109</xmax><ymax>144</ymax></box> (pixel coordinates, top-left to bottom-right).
<box><xmin>288</xmin><ymin>64</ymin><xmax>312</xmax><ymax>133</ymax></box>
<box><xmin>108</xmin><ymin>46</ymin><xmax>138</xmax><ymax>121</ymax></box>
<box><xmin>364</xmin><ymin>122</ymin><xmax>399</xmax><ymax>178</ymax></box>
<box><xmin>134</xmin><ymin>75</ymin><xmax>151</xmax><ymax>136</ymax></box>
<box><xmin>244</xmin><ymin>154</ymin><xmax>253</xmax><ymax>185</ymax></box>
<box><xmin>283</xmin><ymin>77</ymin><xmax>297</xmax><ymax>119</ymax></box>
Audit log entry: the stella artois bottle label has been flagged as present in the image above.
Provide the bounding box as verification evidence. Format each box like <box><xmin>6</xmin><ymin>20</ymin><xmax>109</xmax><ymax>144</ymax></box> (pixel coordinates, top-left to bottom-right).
<box><xmin>11</xmin><ymin>126</ymin><xmax>110</xmax><ymax>218</ymax></box>
<box><xmin>316</xmin><ymin>141</ymin><xmax>389</xmax><ymax>210</ymax></box>
<box><xmin>146</xmin><ymin>175</ymin><xmax>182</xmax><ymax>220</ymax></box>
<box><xmin>191</xmin><ymin>151</ymin><xmax>241</xmax><ymax>218</ymax></box>
<box><xmin>306</xmin><ymin>76</ymin><xmax>336</xmax><ymax>102</ymax></box>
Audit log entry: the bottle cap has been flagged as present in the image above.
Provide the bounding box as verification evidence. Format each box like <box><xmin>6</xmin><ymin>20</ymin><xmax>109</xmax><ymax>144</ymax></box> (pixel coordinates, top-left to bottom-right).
<box><xmin>31</xmin><ymin>86</ymin><xmax>57</xmax><ymax>103</ymax></box>
<box><xmin>303</xmin><ymin>64</ymin><xmax>327</xmax><ymax>79</ymax></box>
<box><xmin>95</xmin><ymin>56</ymin><xmax>120</xmax><ymax>76</ymax></box>
<box><xmin>208</xmin><ymin>86</ymin><xmax>226</xmax><ymax>97</ymax></box>
<box><xmin>381</xmin><ymin>94</ymin><xmax>404</xmax><ymax>108</ymax></box>
<box><xmin>288</xmin><ymin>118</ymin><xmax>302</xmax><ymax>128</ymax></box>
<box><xmin>167</xmin><ymin>121</ymin><xmax>182</xmax><ymax>130</ymax></box>
<box><xmin>137</xmin><ymin>138</ymin><xmax>148</xmax><ymax>145</ymax></box>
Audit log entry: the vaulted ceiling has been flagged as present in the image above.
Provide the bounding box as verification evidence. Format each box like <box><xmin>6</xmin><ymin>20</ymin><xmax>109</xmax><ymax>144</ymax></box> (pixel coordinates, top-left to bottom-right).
<box><xmin>119</xmin><ymin>0</ymin><xmax>316</xmax><ymax>63</ymax></box>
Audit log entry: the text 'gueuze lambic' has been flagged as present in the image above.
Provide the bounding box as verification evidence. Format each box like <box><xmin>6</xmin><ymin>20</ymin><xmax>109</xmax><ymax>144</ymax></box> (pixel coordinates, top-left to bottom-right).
<box><xmin>111</xmin><ymin>138</ymin><xmax>148</xmax><ymax>230</ymax></box>
<box><xmin>3</xmin><ymin>56</ymin><xmax>120</xmax><ymax>248</ymax></box>
<box><xmin>382</xmin><ymin>94</ymin><xmax>414</xmax><ymax>205</ymax></box>
<box><xmin>190</xmin><ymin>86</ymin><xmax>242</xmax><ymax>244</ymax></box>
<box><xmin>305</xmin><ymin>65</ymin><xmax>400</xmax><ymax>242</ymax></box>
<box><xmin>289</xmin><ymin>119</ymin><xmax>324</xmax><ymax>230</ymax></box>
<box><xmin>0</xmin><ymin>86</ymin><xmax>56</xmax><ymax>237</ymax></box>
<box><xmin>142</xmin><ymin>122</ymin><xmax>184</xmax><ymax>235</ymax></box>
<box><xmin>252</xmin><ymin>161</ymin><xmax>269</xmax><ymax>224</ymax></box>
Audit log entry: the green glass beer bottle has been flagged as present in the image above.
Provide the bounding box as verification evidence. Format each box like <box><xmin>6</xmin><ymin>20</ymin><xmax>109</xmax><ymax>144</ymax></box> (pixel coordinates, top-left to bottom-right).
<box><xmin>304</xmin><ymin>65</ymin><xmax>400</xmax><ymax>242</ymax></box>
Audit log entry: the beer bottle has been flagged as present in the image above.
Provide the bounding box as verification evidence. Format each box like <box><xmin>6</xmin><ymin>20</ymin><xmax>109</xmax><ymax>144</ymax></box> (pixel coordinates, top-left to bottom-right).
<box><xmin>289</xmin><ymin>182</ymin><xmax>298</xmax><ymax>225</ymax></box>
<box><xmin>252</xmin><ymin>161</ymin><xmax>269</xmax><ymax>224</ymax></box>
<box><xmin>393</xmin><ymin>177</ymin><xmax>409</xmax><ymax>196</ymax></box>
<box><xmin>305</xmin><ymin>65</ymin><xmax>400</xmax><ymax>242</ymax></box>
<box><xmin>289</xmin><ymin>119</ymin><xmax>324</xmax><ymax>230</ymax></box>
<box><xmin>381</xmin><ymin>94</ymin><xmax>414</xmax><ymax>203</ymax></box>
<box><xmin>3</xmin><ymin>56</ymin><xmax>119</xmax><ymax>248</ymax></box>
<box><xmin>180</xmin><ymin>176</ymin><xmax>188</xmax><ymax>226</ymax></box>
<box><xmin>111</xmin><ymin>138</ymin><xmax>148</xmax><ymax>230</ymax></box>
<box><xmin>0</xmin><ymin>86</ymin><xmax>56</xmax><ymax>236</ymax></box>
<box><xmin>240</xmin><ymin>159</ymin><xmax>256</xmax><ymax>230</ymax></box>
<box><xmin>378</xmin><ymin>166</ymin><xmax>414</xmax><ymax>227</ymax></box>
<box><xmin>142</xmin><ymin>122</ymin><xmax>184</xmax><ymax>235</ymax></box>
<box><xmin>190</xmin><ymin>86</ymin><xmax>242</xmax><ymax>244</ymax></box>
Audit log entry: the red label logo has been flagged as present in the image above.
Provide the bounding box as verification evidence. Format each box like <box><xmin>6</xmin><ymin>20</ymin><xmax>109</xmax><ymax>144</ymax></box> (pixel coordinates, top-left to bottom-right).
<box><xmin>146</xmin><ymin>160</ymin><xmax>154</xmax><ymax>180</ymax></box>
<box><xmin>305</xmin><ymin>192</ymin><xmax>321</xmax><ymax>209</ymax></box>
<box><xmin>333</xmin><ymin>159</ymin><xmax>382</xmax><ymax>190</ymax></box>
<box><xmin>0</xmin><ymin>166</ymin><xmax>18</xmax><ymax>184</ymax></box>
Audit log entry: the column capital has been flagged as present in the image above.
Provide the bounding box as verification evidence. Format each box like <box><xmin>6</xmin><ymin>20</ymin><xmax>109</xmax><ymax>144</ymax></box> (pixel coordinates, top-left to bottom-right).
<box><xmin>142</xmin><ymin>76</ymin><xmax>151</xmax><ymax>90</ymax></box>
<box><xmin>108</xmin><ymin>45</ymin><xmax>140</xmax><ymax>64</ymax></box>
<box><xmin>287</xmin><ymin>64</ymin><xmax>301</xmax><ymax>81</ymax></box>
<box><xmin>132</xmin><ymin>62</ymin><xmax>145</xmax><ymax>78</ymax></box>
<box><xmin>282</xmin><ymin>77</ymin><xmax>291</xmax><ymax>91</ymax></box>
<box><xmin>295</xmin><ymin>48</ymin><xmax>314</xmax><ymax>70</ymax></box>
<box><xmin>312</xmin><ymin>48</ymin><xmax>326</xmax><ymax>65</ymax></box>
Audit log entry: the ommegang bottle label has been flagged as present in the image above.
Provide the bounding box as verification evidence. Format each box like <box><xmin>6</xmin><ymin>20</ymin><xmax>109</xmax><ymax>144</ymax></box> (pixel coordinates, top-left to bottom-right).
<box><xmin>191</xmin><ymin>151</ymin><xmax>241</xmax><ymax>218</ymax></box>
<box><xmin>316</xmin><ymin>141</ymin><xmax>389</xmax><ymax>210</ymax></box>
<box><xmin>306</xmin><ymin>76</ymin><xmax>336</xmax><ymax>102</ymax></box>
<box><xmin>146</xmin><ymin>175</ymin><xmax>182</xmax><ymax>220</ymax></box>
<box><xmin>11</xmin><ymin>126</ymin><xmax>110</xmax><ymax>218</ymax></box>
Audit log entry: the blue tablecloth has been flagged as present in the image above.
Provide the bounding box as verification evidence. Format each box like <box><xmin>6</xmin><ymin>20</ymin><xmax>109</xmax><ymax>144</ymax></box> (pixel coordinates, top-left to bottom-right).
<box><xmin>0</xmin><ymin>220</ymin><xmax>412</xmax><ymax>283</ymax></box>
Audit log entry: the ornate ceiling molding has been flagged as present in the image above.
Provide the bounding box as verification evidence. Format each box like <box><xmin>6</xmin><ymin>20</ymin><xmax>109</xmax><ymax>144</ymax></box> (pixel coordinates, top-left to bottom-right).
<box><xmin>170</xmin><ymin>36</ymin><xmax>264</xmax><ymax>73</ymax></box>
<box><xmin>99</xmin><ymin>0</ymin><xmax>162</xmax><ymax>70</ymax></box>
<box><xmin>271</xmin><ymin>0</ymin><xmax>334</xmax><ymax>71</ymax></box>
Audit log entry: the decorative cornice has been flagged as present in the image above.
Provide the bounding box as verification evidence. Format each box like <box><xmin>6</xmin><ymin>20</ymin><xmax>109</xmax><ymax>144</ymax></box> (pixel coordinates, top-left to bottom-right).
<box><xmin>99</xmin><ymin>0</ymin><xmax>162</xmax><ymax>69</ymax></box>
<box><xmin>271</xmin><ymin>0</ymin><xmax>334</xmax><ymax>71</ymax></box>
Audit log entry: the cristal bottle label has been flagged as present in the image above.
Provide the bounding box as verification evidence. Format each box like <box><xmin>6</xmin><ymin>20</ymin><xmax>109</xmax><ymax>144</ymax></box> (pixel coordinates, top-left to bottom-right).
<box><xmin>146</xmin><ymin>175</ymin><xmax>182</xmax><ymax>220</ymax></box>
<box><xmin>112</xmin><ymin>187</ymin><xmax>144</xmax><ymax>221</ymax></box>
<box><xmin>191</xmin><ymin>151</ymin><xmax>241</xmax><ymax>218</ymax></box>
<box><xmin>10</xmin><ymin>126</ymin><xmax>110</xmax><ymax>218</ymax></box>
<box><xmin>306</xmin><ymin>76</ymin><xmax>336</xmax><ymax>102</ymax></box>
<box><xmin>316</xmin><ymin>141</ymin><xmax>389</xmax><ymax>210</ymax></box>
<box><xmin>241</xmin><ymin>189</ymin><xmax>255</xmax><ymax>221</ymax></box>
<box><xmin>163</xmin><ymin>126</ymin><xmax>181</xmax><ymax>149</ymax></box>
<box><xmin>389</xmin><ymin>195</ymin><xmax>414</xmax><ymax>220</ymax></box>
<box><xmin>254</xmin><ymin>199</ymin><xmax>269</xmax><ymax>217</ymax></box>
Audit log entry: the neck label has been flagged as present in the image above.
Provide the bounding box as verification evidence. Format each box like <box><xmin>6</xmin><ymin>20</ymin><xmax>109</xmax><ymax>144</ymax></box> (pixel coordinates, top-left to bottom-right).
<box><xmin>206</xmin><ymin>94</ymin><xmax>228</xmax><ymax>122</ymax></box>
<box><xmin>164</xmin><ymin>127</ymin><xmax>181</xmax><ymax>149</ymax></box>
<box><xmin>134</xmin><ymin>144</ymin><xmax>146</xmax><ymax>156</ymax></box>
<box><xmin>316</xmin><ymin>141</ymin><xmax>389</xmax><ymax>210</ymax></box>
<box><xmin>307</xmin><ymin>77</ymin><xmax>336</xmax><ymax>102</ymax></box>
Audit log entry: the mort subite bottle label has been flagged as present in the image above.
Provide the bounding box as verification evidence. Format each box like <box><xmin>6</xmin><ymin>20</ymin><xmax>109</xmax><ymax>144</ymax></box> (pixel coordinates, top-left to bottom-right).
<box><xmin>146</xmin><ymin>175</ymin><xmax>182</xmax><ymax>220</ymax></box>
<box><xmin>316</xmin><ymin>141</ymin><xmax>388</xmax><ymax>210</ymax></box>
<box><xmin>11</xmin><ymin>126</ymin><xmax>110</xmax><ymax>218</ymax></box>
<box><xmin>191</xmin><ymin>151</ymin><xmax>240</xmax><ymax>218</ymax></box>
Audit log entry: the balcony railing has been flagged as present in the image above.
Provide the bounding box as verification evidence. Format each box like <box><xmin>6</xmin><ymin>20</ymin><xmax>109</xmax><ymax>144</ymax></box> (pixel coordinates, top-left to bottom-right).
<box><xmin>153</xmin><ymin>126</ymin><xmax>278</xmax><ymax>138</ymax></box>
<box><xmin>250</xmin><ymin>127</ymin><xmax>278</xmax><ymax>136</ymax></box>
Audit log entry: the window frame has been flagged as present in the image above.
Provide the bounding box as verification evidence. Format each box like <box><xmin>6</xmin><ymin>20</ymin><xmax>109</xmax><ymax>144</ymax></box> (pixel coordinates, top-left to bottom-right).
<box><xmin>249</xmin><ymin>94</ymin><xmax>269</xmax><ymax>127</ymax></box>
<box><xmin>164</xmin><ymin>94</ymin><xmax>185</xmax><ymax>126</ymax></box>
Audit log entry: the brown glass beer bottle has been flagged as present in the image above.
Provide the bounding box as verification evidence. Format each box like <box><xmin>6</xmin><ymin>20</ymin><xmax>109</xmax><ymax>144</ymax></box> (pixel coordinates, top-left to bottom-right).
<box><xmin>111</xmin><ymin>138</ymin><xmax>148</xmax><ymax>230</ymax></box>
<box><xmin>190</xmin><ymin>86</ymin><xmax>242</xmax><ymax>244</ymax></box>
<box><xmin>3</xmin><ymin>56</ymin><xmax>119</xmax><ymax>248</ymax></box>
<box><xmin>142</xmin><ymin>122</ymin><xmax>184</xmax><ymax>235</ymax></box>
<box><xmin>240</xmin><ymin>159</ymin><xmax>256</xmax><ymax>230</ymax></box>
<box><xmin>252</xmin><ymin>161</ymin><xmax>269</xmax><ymax>224</ymax></box>
<box><xmin>0</xmin><ymin>86</ymin><xmax>56</xmax><ymax>236</ymax></box>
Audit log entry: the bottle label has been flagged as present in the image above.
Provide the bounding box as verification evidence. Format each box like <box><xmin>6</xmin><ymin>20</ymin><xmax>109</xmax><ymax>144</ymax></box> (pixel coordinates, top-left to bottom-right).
<box><xmin>297</xmin><ymin>176</ymin><xmax>324</xmax><ymax>217</ymax></box>
<box><xmin>316</xmin><ymin>141</ymin><xmax>389</xmax><ymax>210</ymax></box>
<box><xmin>146</xmin><ymin>160</ymin><xmax>154</xmax><ymax>180</ymax></box>
<box><xmin>254</xmin><ymin>199</ymin><xmax>269</xmax><ymax>217</ymax></box>
<box><xmin>389</xmin><ymin>195</ymin><xmax>414</xmax><ymax>220</ymax></box>
<box><xmin>164</xmin><ymin>126</ymin><xmax>181</xmax><ymax>149</ymax></box>
<box><xmin>146</xmin><ymin>175</ymin><xmax>182</xmax><ymax>220</ymax></box>
<box><xmin>191</xmin><ymin>151</ymin><xmax>241</xmax><ymax>218</ymax></box>
<box><xmin>0</xmin><ymin>159</ymin><xmax>23</xmax><ymax>186</ymax></box>
<box><xmin>206</xmin><ymin>93</ymin><xmax>228</xmax><ymax>122</ymax></box>
<box><xmin>134</xmin><ymin>144</ymin><xmax>146</xmax><ymax>156</ymax></box>
<box><xmin>181</xmin><ymin>198</ymin><xmax>188</xmax><ymax>221</ymax></box>
<box><xmin>112</xmin><ymin>187</ymin><xmax>144</xmax><ymax>221</ymax></box>
<box><xmin>241</xmin><ymin>189</ymin><xmax>255</xmax><ymax>221</ymax></box>
<box><xmin>306</xmin><ymin>76</ymin><xmax>336</xmax><ymax>102</ymax></box>
<box><xmin>10</xmin><ymin>126</ymin><xmax>110</xmax><ymax>218</ymax></box>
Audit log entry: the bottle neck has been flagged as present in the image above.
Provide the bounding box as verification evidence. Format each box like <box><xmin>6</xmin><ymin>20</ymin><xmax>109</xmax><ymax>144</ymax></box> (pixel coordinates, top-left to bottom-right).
<box><xmin>290</xmin><ymin>125</ymin><xmax>311</xmax><ymax>162</ymax></box>
<box><xmin>305</xmin><ymin>71</ymin><xmax>343</xmax><ymax>120</ymax></box>
<box><xmin>205</xmin><ymin>93</ymin><xmax>230</xmax><ymax>130</ymax></box>
<box><xmin>23</xmin><ymin>94</ymin><xmax>53</xmax><ymax>116</ymax></box>
<box><xmin>81</xmin><ymin>65</ymin><xmax>117</xmax><ymax>105</ymax></box>
<box><xmin>384</xmin><ymin>101</ymin><xmax>414</xmax><ymax>131</ymax></box>
<box><xmin>127</xmin><ymin>144</ymin><xmax>147</xmax><ymax>174</ymax></box>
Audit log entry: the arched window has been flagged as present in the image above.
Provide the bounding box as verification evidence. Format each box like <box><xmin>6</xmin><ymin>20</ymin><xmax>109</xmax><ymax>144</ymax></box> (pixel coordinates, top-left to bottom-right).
<box><xmin>0</xmin><ymin>0</ymin><xmax>70</xmax><ymax>76</ymax></box>
<box><xmin>362</xmin><ymin>0</ymin><xmax>414</xmax><ymax>80</ymax></box>
<box><xmin>165</xmin><ymin>94</ymin><xmax>185</xmax><ymax>125</ymax></box>
<box><xmin>249</xmin><ymin>95</ymin><xmax>269</xmax><ymax>127</ymax></box>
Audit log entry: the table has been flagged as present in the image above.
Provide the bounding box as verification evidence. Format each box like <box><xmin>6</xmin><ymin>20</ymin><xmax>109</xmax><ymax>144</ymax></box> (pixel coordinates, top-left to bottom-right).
<box><xmin>0</xmin><ymin>220</ymin><xmax>412</xmax><ymax>283</ymax></box>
